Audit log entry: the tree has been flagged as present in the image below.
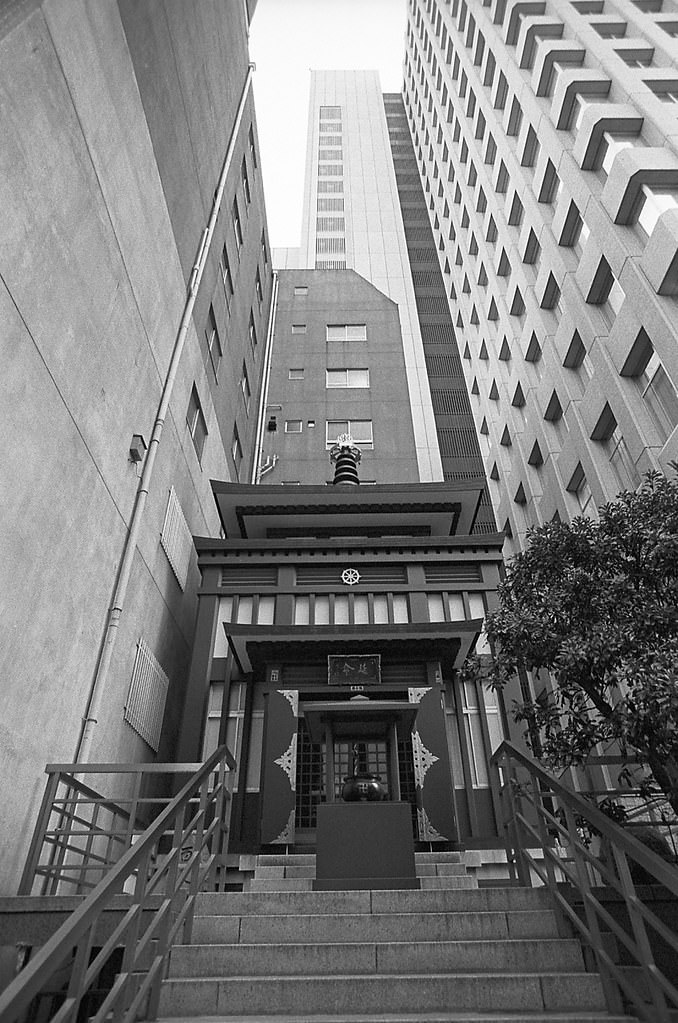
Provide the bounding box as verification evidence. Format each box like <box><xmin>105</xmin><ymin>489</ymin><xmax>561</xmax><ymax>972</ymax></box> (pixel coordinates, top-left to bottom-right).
<box><xmin>475</xmin><ymin>470</ymin><xmax>678</xmax><ymax>813</ymax></box>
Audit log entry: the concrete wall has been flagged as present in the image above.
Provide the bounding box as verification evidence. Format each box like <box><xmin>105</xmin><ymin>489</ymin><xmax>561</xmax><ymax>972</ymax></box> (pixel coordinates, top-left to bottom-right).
<box><xmin>0</xmin><ymin>1</ymin><xmax>270</xmax><ymax>894</ymax></box>
<box><xmin>262</xmin><ymin>270</ymin><xmax>421</xmax><ymax>484</ymax></box>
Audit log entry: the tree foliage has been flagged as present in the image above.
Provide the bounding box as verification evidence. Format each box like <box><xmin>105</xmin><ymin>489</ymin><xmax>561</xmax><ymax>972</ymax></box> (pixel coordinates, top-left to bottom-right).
<box><xmin>476</xmin><ymin>470</ymin><xmax>678</xmax><ymax>810</ymax></box>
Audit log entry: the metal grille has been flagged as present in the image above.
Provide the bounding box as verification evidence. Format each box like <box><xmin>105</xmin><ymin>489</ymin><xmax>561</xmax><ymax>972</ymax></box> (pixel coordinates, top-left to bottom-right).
<box><xmin>424</xmin><ymin>563</ymin><xmax>482</xmax><ymax>583</ymax></box>
<box><xmin>316</xmin><ymin>237</ymin><xmax>346</xmax><ymax>253</ymax></box>
<box><xmin>220</xmin><ymin>565</ymin><xmax>278</xmax><ymax>587</ymax></box>
<box><xmin>160</xmin><ymin>487</ymin><xmax>193</xmax><ymax>589</ymax></box>
<box><xmin>425</xmin><ymin>354</ymin><xmax>464</xmax><ymax>376</ymax></box>
<box><xmin>124</xmin><ymin>639</ymin><xmax>169</xmax><ymax>752</ymax></box>
<box><xmin>438</xmin><ymin>428</ymin><xmax>482</xmax><ymax>459</ymax></box>
<box><xmin>295</xmin><ymin>720</ymin><xmax>325</xmax><ymax>829</ymax></box>
<box><xmin>430</xmin><ymin>389</ymin><xmax>473</xmax><ymax>415</ymax></box>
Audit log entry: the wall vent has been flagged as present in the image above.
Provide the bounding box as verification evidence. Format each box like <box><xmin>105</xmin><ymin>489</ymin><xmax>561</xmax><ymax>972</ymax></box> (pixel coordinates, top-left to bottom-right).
<box><xmin>124</xmin><ymin>638</ymin><xmax>169</xmax><ymax>753</ymax></box>
<box><xmin>160</xmin><ymin>487</ymin><xmax>193</xmax><ymax>589</ymax></box>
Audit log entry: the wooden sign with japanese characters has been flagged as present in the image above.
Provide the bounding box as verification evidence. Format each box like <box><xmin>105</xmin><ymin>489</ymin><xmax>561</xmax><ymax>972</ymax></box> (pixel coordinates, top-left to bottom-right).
<box><xmin>327</xmin><ymin>654</ymin><xmax>381</xmax><ymax>686</ymax></box>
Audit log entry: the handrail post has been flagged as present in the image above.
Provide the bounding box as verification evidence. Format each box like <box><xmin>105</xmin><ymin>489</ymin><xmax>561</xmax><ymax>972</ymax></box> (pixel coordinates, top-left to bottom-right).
<box><xmin>18</xmin><ymin>769</ymin><xmax>60</xmax><ymax>895</ymax></box>
<box><xmin>610</xmin><ymin>841</ymin><xmax>670</xmax><ymax>1023</ymax></box>
<box><xmin>505</xmin><ymin>755</ymin><xmax>531</xmax><ymax>886</ymax></box>
<box><xmin>530</xmin><ymin>774</ymin><xmax>558</xmax><ymax>892</ymax></box>
<box><xmin>562</xmin><ymin>802</ymin><xmax>624</xmax><ymax>1015</ymax></box>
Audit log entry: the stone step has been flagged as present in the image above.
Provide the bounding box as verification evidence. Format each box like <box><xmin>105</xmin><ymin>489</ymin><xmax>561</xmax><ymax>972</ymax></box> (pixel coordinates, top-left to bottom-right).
<box><xmin>255</xmin><ymin>854</ymin><xmax>316</xmax><ymax>866</ymax></box>
<box><xmin>194</xmin><ymin>885</ymin><xmax>552</xmax><ymax>917</ymax></box>
<box><xmin>415</xmin><ymin>862</ymin><xmax>469</xmax><ymax>875</ymax></box>
<box><xmin>168</xmin><ymin>937</ymin><xmax>585</xmax><ymax>978</ymax></box>
<box><xmin>192</xmin><ymin>909</ymin><xmax>561</xmax><ymax>945</ymax></box>
<box><xmin>158</xmin><ymin>971</ymin><xmax>607</xmax><ymax>1018</ymax></box>
<box><xmin>254</xmin><ymin>851</ymin><xmax>465</xmax><ymax>867</ymax></box>
<box><xmin>245</xmin><ymin>877</ymin><xmax>478</xmax><ymax>893</ymax></box>
<box><xmin>245</xmin><ymin>878</ymin><xmax>314</xmax><ymax>891</ymax></box>
<box><xmin>158</xmin><ymin>1015</ymin><xmax>634</xmax><ymax>1023</ymax></box>
<box><xmin>251</xmin><ymin>864</ymin><xmax>316</xmax><ymax>878</ymax></box>
<box><xmin>418</xmin><ymin>876</ymin><xmax>477</xmax><ymax>889</ymax></box>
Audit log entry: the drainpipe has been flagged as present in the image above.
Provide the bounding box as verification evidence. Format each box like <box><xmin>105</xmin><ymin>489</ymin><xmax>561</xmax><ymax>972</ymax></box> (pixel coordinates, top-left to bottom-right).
<box><xmin>251</xmin><ymin>270</ymin><xmax>279</xmax><ymax>484</ymax></box>
<box><xmin>76</xmin><ymin>64</ymin><xmax>255</xmax><ymax>763</ymax></box>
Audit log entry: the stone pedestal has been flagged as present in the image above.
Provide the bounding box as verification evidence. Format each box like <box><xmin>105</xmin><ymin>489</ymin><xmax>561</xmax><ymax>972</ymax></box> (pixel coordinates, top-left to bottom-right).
<box><xmin>313</xmin><ymin>802</ymin><xmax>419</xmax><ymax>890</ymax></box>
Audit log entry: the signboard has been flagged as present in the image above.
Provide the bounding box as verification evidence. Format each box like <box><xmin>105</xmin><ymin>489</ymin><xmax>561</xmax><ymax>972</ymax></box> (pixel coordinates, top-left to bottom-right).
<box><xmin>328</xmin><ymin>654</ymin><xmax>381</xmax><ymax>686</ymax></box>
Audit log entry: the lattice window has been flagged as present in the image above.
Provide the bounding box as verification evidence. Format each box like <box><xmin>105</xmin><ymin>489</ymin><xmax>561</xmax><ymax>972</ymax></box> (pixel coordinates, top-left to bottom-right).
<box><xmin>160</xmin><ymin>487</ymin><xmax>193</xmax><ymax>589</ymax></box>
<box><xmin>124</xmin><ymin>639</ymin><xmax>169</xmax><ymax>752</ymax></box>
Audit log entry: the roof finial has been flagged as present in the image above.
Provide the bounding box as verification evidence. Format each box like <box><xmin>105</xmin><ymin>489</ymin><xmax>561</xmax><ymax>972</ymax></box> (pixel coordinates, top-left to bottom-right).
<box><xmin>329</xmin><ymin>433</ymin><xmax>361</xmax><ymax>485</ymax></box>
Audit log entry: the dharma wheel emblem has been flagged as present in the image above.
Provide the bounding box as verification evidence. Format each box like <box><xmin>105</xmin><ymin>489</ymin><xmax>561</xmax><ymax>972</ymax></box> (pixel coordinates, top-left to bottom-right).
<box><xmin>341</xmin><ymin>568</ymin><xmax>360</xmax><ymax>586</ymax></box>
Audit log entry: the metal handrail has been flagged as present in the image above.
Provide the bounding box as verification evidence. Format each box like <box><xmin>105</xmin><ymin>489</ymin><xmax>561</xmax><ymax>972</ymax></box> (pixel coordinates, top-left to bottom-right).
<box><xmin>0</xmin><ymin>744</ymin><xmax>236</xmax><ymax>1023</ymax></box>
<box><xmin>492</xmin><ymin>740</ymin><xmax>678</xmax><ymax>1023</ymax></box>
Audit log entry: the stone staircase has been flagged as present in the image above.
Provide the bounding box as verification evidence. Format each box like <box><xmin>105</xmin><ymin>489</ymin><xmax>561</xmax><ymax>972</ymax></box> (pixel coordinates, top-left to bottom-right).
<box><xmin>157</xmin><ymin>852</ymin><xmax>635</xmax><ymax>1022</ymax></box>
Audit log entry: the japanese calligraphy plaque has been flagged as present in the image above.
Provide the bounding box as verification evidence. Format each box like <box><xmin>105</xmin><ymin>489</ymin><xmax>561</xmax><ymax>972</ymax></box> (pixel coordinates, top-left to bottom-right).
<box><xmin>328</xmin><ymin>654</ymin><xmax>381</xmax><ymax>686</ymax></box>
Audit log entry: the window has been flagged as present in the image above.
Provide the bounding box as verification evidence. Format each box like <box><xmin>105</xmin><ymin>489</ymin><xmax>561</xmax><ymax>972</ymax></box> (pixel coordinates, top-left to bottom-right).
<box><xmin>232</xmin><ymin>198</ymin><xmax>243</xmax><ymax>250</ymax></box>
<box><xmin>522</xmin><ymin>126</ymin><xmax>540</xmax><ymax>167</ymax></box>
<box><xmin>261</xmin><ymin>230</ymin><xmax>269</xmax><ymax>265</ymax></box>
<box><xmin>496</xmin><ymin>161</ymin><xmax>509</xmax><ymax>193</ymax></box>
<box><xmin>539</xmin><ymin>161</ymin><xmax>560</xmax><ymax>204</ymax></box>
<box><xmin>635</xmin><ymin>186</ymin><xmax>678</xmax><ymax>236</ymax></box>
<box><xmin>622</xmin><ymin>329</ymin><xmax>678</xmax><ymax>441</ymax></box>
<box><xmin>294</xmin><ymin>285</ymin><xmax>309</xmax><ymax>296</ymax></box>
<box><xmin>255</xmin><ymin>268</ymin><xmax>263</xmax><ymax>307</ymax></box>
<box><xmin>204</xmin><ymin>303</ymin><xmax>222</xmax><ymax>375</ymax></box>
<box><xmin>597</xmin><ymin>132</ymin><xmax>636</xmax><ymax>178</ymax></box>
<box><xmin>591</xmin><ymin>404</ymin><xmax>641</xmax><ymax>490</ymax></box>
<box><xmin>291</xmin><ymin>324</ymin><xmax>307</xmax><ymax>334</ymax></box>
<box><xmin>294</xmin><ymin>592</ymin><xmax>409</xmax><ymax>626</ymax></box>
<box><xmin>589</xmin><ymin>261</ymin><xmax>625</xmax><ymax>325</ymax></box>
<box><xmin>507</xmin><ymin>98</ymin><xmax>523</xmax><ymax>136</ymax></box>
<box><xmin>523</xmin><ymin>230</ymin><xmax>541</xmax><ymax>264</ymax></box>
<box><xmin>326</xmin><ymin>369</ymin><xmax>370</xmax><ymax>388</ymax></box>
<box><xmin>567</xmin><ymin>463</ymin><xmax>597</xmax><ymax>518</ymax></box>
<box><xmin>426</xmin><ymin>592</ymin><xmax>466</xmax><ymax>622</ymax></box>
<box><xmin>240</xmin><ymin>363</ymin><xmax>250</xmax><ymax>412</ymax></box>
<box><xmin>249</xmin><ymin>311</ymin><xmax>258</xmax><ymax>349</ymax></box>
<box><xmin>508</xmin><ymin>194</ymin><xmax>524</xmax><ymax>226</ymax></box>
<box><xmin>241</xmin><ymin>156</ymin><xmax>251</xmax><ymax>204</ymax></box>
<box><xmin>495</xmin><ymin>71</ymin><xmax>508</xmax><ymax>109</ymax></box>
<box><xmin>187</xmin><ymin>385</ymin><xmax>207</xmax><ymax>461</ymax></box>
<box><xmin>326</xmin><ymin>420</ymin><xmax>373</xmax><ymax>448</ymax></box>
<box><xmin>288</xmin><ymin>368</ymin><xmax>304</xmax><ymax>380</ymax></box>
<box><xmin>561</xmin><ymin>203</ymin><xmax>590</xmax><ymax>254</ymax></box>
<box><xmin>248</xmin><ymin>124</ymin><xmax>258</xmax><ymax>169</ymax></box>
<box><xmin>285</xmin><ymin>420</ymin><xmax>303</xmax><ymax>433</ymax></box>
<box><xmin>231</xmin><ymin>426</ymin><xmax>243</xmax><ymax>474</ymax></box>
<box><xmin>639</xmin><ymin>351</ymin><xmax>678</xmax><ymax>441</ymax></box>
<box><xmin>326</xmin><ymin>324</ymin><xmax>367</xmax><ymax>342</ymax></box>
<box><xmin>564</xmin><ymin>331</ymin><xmax>593</xmax><ymax>381</ymax></box>
<box><xmin>648</xmin><ymin>85</ymin><xmax>678</xmax><ymax>103</ymax></box>
<box><xmin>220</xmin><ymin>245</ymin><xmax>233</xmax><ymax>305</ymax></box>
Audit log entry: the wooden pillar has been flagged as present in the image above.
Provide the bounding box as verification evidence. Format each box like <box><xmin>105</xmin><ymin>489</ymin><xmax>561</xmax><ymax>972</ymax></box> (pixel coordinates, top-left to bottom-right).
<box><xmin>388</xmin><ymin>720</ymin><xmax>401</xmax><ymax>801</ymax></box>
<box><xmin>325</xmin><ymin>721</ymin><xmax>336</xmax><ymax>803</ymax></box>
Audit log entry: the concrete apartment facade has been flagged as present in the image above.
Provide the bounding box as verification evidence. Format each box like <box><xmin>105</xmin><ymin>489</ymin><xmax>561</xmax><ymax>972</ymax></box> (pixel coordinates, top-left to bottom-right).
<box><xmin>404</xmin><ymin>0</ymin><xmax>678</xmax><ymax>551</ymax></box>
<box><xmin>0</xmin><ymin>1</ymin><xmax>272</xmax><ymax>894</ymax></box>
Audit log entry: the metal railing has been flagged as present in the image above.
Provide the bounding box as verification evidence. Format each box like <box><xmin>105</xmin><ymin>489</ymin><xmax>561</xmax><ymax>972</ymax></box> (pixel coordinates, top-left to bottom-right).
<box><xmin>0</xmin><ymin>744</ymin><xmax>236</xmax><ymax>1023</ymax></box>
<box><xmin>492</xmin><ymin>740</ymin><xmax>678</xmax><ymax>1023</ymax></box>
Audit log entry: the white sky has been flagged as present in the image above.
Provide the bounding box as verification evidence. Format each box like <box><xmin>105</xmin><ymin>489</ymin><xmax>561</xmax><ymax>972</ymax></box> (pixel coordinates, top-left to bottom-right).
<box><xmin>249</xmin><ymin>0</ymin><xmax>408</xmax><ymax>249</ymax></box>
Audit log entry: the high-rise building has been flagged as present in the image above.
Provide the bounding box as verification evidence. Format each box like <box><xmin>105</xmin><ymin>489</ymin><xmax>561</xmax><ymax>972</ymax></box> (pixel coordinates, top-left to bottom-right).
<box><xmin>271</xmin><ymin>69</ymin><xmax>496</xmax><ymax>531</ymax></box>
<box><xmin>0</xmin><ymin>1</ymin><xmax>272</xmax><ymax>894</ymax></box>
<box><xmin>403</xmin><ymin>0</ymin><xmax>678</xmax><ymax>551</ymax></box>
